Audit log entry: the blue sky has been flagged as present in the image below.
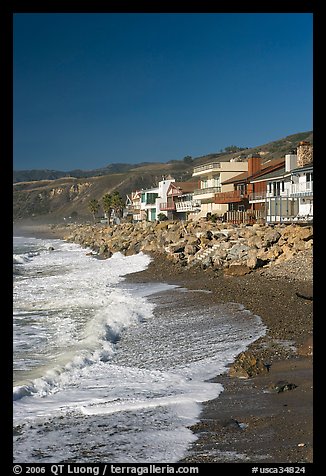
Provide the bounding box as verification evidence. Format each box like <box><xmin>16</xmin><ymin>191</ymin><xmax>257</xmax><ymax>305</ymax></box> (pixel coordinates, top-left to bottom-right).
<box><xmin>13</xmin><ymin>13</ymin><xmax>313</xmax><ymax>171</ymax></box>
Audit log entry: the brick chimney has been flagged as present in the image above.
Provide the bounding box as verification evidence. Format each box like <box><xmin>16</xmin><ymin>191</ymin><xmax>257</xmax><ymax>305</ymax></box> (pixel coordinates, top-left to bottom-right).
<box><xmin>247</xmin><ymin>154</ymin><xmax>262</xmax><ymax>177</ymax></box>
<box><xmin>297</xmin><ymin>141</ymin><xmax>313</xmax><ymax>167</ymax></box>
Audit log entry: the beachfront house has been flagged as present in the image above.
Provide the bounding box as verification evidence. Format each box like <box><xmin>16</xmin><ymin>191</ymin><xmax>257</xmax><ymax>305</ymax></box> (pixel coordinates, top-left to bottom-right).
<box><xmin>140</xmin><ymin>186</ymin><xmax>160</xmax><ymax>221</ymax></box>
<box><xmin>213</xmin><ymin>155</ymin><xmax>285</xmax><ymax>224</ymax></box>
<box><xmin>249</xmin><ymin>141</ymin><xmax>313</xmax><ymax>223</ymax></box>
<box><xmin>159</xmin><ymin>181</ymin><xmax>200</xmax><ymax>220</ymax></box>
<box><xmin>125</xmin><ymin>190</ymin><xmax>144</xmax><ymax>222</ymax></box>
<box><xmin>288</xmin><ymin>163</ymin><xmax>313</xmax><ymax>221</ymax></box>
<box><xmin>192</xmin><ymin>160</ymin><xmax>248</xmax><ymax>218</ymax></box>
<box><xmin>127</xmin><ymin>178</ymin><xmax>176</xmax><ymax>222</ymax></box>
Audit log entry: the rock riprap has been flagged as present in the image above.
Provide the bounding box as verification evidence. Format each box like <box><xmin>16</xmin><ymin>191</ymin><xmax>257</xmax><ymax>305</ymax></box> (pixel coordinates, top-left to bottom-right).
<box><xmin>61</xmin><ymin>220</ymin><xmax>313</xmax><ymax>274</ymax></box>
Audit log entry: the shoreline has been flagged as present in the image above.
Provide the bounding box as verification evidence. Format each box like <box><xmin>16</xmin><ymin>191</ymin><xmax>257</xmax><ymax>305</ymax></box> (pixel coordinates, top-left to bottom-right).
<box><xmin>13</xmin><ymin>221</ymin><xmax>68</xmax><ymax>240</ymax></box>
<box><xmin>124</xmin><ymin>254</ymin><xmax>313</xmax><ymax>463</ymax></box>
<box><xmin>13</xmin><ymin>222</ymin><xmax>313</xmax><ymax>463</ymax></box>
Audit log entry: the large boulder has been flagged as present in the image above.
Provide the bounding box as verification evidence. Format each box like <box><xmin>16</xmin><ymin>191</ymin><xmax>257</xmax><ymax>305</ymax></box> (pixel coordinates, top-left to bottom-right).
<box><xmin>227</xmin><ymin>243</ymin><xmax>250</xmax><ymax>260</ymax></box>
<box><xmin>264</xmin><ymin>230</ymin><xmax>281</xmax><ymax>246</ymax></box>
<box><xmin>247</xmin><ymin>235</ymin><xmax>264</xmax><ymax>249</ymax></box>
<box><xmin>224</xmin><ymin>264</ymin><xmax>252</xmax><ymax>276</ymax></box>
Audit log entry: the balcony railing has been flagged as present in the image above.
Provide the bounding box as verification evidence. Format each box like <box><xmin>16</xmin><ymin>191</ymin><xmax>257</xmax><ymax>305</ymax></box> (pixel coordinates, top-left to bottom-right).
<box><xmin>249</xmin><ymin>191</ymin><xmax>267</xmax><ymax>201</ymax></box>
<box><xmin>290</xmin><ymin>182</ymin><xmax>313</xmax><ymax>196</ymax></box>
<box><xmin>126</xmin><ymin>205</ymin><xmax>141</xmax><ymax>213</ymax></box>
<box><xmin>250</xmin><ymin>182</ymin><xmax>314</xmax><ymax>201</ymax></box>
<box><xmin>193</xmin><ymin>186</ymin><xmax>221</xmax><ymax>196</ymax></box>
<box><xmin>214</xmin><ymin>190</ymin><xmax>247</xmax><ymax>204</ymax></box>
<box><xmin>159</xmin><ymin>202</ymin><xmax>176</xmax><ymax>211</ymax></box>
<box><xmin>193</xmin><ymin>162</ymin><xmax>221</xmax><ymax>174</ymax></box>
<box><xmin>175</xmin><ymin>201</ymin><xmax>201</xmax><ymax>212</ymax></box>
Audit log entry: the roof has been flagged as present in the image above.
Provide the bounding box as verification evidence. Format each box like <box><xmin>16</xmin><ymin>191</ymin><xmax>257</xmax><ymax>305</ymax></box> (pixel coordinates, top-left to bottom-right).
<box><xmin>250</xmin><ymin>167</ymin><xmax>286</xmax><ymax>183</ymax></box>
<box><xmin>290</xmin><ymin>162</ymin><xmax>313</xmax><ymax>174</ymax></box>
<box><xmin>168</xmin><ymin>181</ymin><xmax>198</xmax><ymax>193</ymax></box>
<box><xmin>251</xmin><ymin>161</ymin><xmax>313</xmax><ymax>182</ymax></box>
<box><xmin>222</xmin><ymin>157</ymin><xmax>285</xmax><ymax>185</ymax></box>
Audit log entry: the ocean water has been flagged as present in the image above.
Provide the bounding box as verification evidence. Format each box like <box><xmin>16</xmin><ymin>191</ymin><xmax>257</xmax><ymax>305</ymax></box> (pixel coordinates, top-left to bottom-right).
<box><xmin>13</xmin><ymin>235</ymin><xmax>266</xmax><ymax>463</ymax></box>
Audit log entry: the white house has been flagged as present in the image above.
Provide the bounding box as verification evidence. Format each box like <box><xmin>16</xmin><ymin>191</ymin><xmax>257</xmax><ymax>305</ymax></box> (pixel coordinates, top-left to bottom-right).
<box><xmin>249</xmin><ymin>149</ymin><xmax>313</xmax><ymax>223</ymax></box>
<box><xmin>136</xmin><ymin>178</ymin><xmax>175</xmax><ymax>221</ymax></box>
<box><xmin>288</xmin><ymin>163</ymin><xmax>313</xmax><ymax>221</ymax></box>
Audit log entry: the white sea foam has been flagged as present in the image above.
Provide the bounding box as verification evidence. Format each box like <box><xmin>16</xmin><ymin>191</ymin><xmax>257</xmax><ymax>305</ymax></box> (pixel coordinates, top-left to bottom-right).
<box><xmin>13</xmin><ymin>236</ymin><xmax>266</xmax><ymax>463</ymax></box>
<box><xmin>13</xmin><ymin>239</ymin><xmax>154</xmax><ymax>399</ymax></box>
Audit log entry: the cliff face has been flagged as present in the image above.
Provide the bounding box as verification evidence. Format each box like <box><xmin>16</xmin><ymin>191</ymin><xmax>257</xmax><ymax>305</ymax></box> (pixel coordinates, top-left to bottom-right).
<box><xmin>13</xmin><ymin>178</ymin><xmax>93</xmax><ymax>220</ymax></box>
<box><xmin>13</xmin><ymin>172</ymin><xmax>171</xmax><ymax>220</ymax></box>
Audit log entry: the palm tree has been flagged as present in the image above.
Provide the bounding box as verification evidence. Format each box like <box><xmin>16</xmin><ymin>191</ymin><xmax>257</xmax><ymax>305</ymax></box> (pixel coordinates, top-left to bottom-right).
<box><xmin>88</xmin><ymin>199</ymin><xmax>100</xmax><ymax>223</ymax></box>
<box><xmin>102</xmin><ymin>193</ymin><xmax>113</xmax><ymax>224</ymax></box>
<box><xmin>111</xmin><ymin>191</ymin><xmax>124</xmax><ymax>219</ymax></box>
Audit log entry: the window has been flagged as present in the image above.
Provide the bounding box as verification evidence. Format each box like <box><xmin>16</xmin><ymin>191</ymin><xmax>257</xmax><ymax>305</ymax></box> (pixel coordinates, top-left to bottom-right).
<box><xmin>281</xmin><ymin>181</ymin><xmax>285</xmax><ymax>192</ymax></box>
<box><xmin>146</xmin><ymin>193</ymin><xmax>158</xmax><ymax>204</ymax></box>
<box><xmin>201</xmin><ymin>179</ymin><xmax>208</xmax><ymax>189</ymax></box>
<box><xmin>306</xmin><ymin>172</ymin><xmax>313</xmax><ymax>182</ymax></box>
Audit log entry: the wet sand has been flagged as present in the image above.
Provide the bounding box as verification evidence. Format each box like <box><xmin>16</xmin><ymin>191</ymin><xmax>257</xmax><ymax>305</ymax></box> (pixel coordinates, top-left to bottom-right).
<box><xmin>125</xmin><ymin>253</ymin><xmax>313</xmax><ymax>464</ymax></box>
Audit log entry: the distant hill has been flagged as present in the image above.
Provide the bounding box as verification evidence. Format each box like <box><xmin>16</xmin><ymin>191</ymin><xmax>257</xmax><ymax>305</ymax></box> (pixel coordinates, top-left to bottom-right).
<box><xmin>13</xmin><ymin>163</ymin><xmax>145</xmax><ymax>184</ymax></box>
<box><xmin>13</xmin><ymin>130</ymin><xmax>312</xmax><ymax>222</ymax></box>
<box><xmin>13</xmin><ymin>130</ymin><xmax>313</xmax><ymax>184</ymax></box>
<box><xmin>192</xmin><ymin>130</ymin><xmax>313</xmax><ymax>165</ymax></box>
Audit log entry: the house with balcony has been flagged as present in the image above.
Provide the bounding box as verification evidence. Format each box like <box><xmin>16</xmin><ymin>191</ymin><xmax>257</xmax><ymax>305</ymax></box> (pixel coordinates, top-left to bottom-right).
<box><xmin>129</xmin><ymin>178</ymin><xmax>175</xmax><ymax>222</ymax></box>
<box><xmin>140</xmin><ymin>186</ymin><xmax>160</xmax><ymax>221</ymax></box>
<box><xmin>125</xmin><ymin>190</ymin><xmax>144</xmax><ymax>221</ymax></box>
<box><xmin>287</xmin><ymin>162</ymin><xmax>313</xmax><ymax>221</ymax></box>
<box><xmin>249</xmin><ymin>146</ymin><xmax>313</xmax><ymax>223</ymax></box>
<box><xmin>192</xmin><ymin>160</ymin><xmax>248</xmax><ymax>217</ymax></box>
<box><xmin>249</xmin><ymin>162</ymin><xmax>293</xmax><ymax>223</ymax></box>
<box><xmin>214</xmin><ymin>154</ymin><xmax>263</xmax><ymax>210</ymax></box>
<box><xmin>159</xmin><ymin>181</ymin><xmax>200</xmax><ymax>220</ymax></box>
<box><xmin>288</xmin><ymin>140</ymin><xmax>313</xmax><ymax>220</ymax></box>
<box><xmin>212</xmin><ymin>155</ymin><xmax>283</xmax><ymax>222</ymax></box>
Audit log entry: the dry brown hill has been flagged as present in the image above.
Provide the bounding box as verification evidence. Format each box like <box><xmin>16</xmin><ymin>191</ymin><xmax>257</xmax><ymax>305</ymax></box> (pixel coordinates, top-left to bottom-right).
<box><xmin>13</xmin><ymin>130</ymin><xmax>313</xmax><ymax>222</ymax></box>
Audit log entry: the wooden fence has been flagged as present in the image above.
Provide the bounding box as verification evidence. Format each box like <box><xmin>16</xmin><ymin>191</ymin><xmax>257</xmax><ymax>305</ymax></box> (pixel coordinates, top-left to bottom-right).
<box><xmin>226</xmin><ymin>210</ymin><xmax>266</xmax><ymax>225</ymax></box>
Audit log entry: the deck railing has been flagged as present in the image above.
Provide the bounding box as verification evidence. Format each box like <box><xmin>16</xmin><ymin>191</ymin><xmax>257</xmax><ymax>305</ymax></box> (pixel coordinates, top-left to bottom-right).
<box><xmin>290</xmin><ymin>182</ymin><xmax>313</xmax><ymax>196</ymax></box>
<box><xmin>175</xmin><ymin>201</ymin><xmax>201</xmax><ymax>212</ymax></box>
<box><xmin>193</xmin><ymin>186</ymin><xmax>221</xmax><ymax>196</ymax></box>
<box><xmin>159</xmin><ymin>202</ymin><xmax>176</xmax><ymax>211</ymax></box>
<box><xmin>193</xmin><ymin>162</ymin><xmax>221</xmax><ymax>174</ymax></box>
<box><xmin>214</xmin><ymin>190</ymin><xmax>246</xmax><ymax>204</ymax></box>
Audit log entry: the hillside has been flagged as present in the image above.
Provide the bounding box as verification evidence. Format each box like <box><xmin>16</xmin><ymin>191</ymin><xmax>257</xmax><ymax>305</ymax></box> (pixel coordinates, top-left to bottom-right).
<box><xmin>13</xmin><ymin>168</ymin><xmax>193</xmax><ymax>221</ymax></box>
<box><xmin>13</xmin><ymin>130</ymin><xmax>312</xmax><ymax>222</ymax></box>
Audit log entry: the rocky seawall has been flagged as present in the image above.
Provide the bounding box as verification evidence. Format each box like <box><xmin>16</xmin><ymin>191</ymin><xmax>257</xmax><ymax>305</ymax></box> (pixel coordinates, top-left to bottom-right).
<box><xmin>59</xmin><ymin>219</ymin><xmax>313</xmax><ymax>382</ymax></box>
<box><xmin>59</xmin><ymin>220</ymin><xmax>313</xmax><ymax>278</ymax></box>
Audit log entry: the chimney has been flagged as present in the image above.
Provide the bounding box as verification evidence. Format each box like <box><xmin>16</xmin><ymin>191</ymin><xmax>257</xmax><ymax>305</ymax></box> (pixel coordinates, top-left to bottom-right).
<box><xmin>297</xmin><ymin>141</ymin><xmax>313</xmax><ymax>167</ymax></box>
<box><xmin>247</xmin><ymin>154</ymin><xmax>262</xmax><ymax>177</ymax></box>
<box><xmin>285</xmin><ymin>154</ymin><xmax>298</xmax><ymax>172</ymax></box>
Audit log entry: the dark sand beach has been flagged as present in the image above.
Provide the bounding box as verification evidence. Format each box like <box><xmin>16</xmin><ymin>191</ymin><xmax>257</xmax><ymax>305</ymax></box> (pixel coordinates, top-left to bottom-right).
<box><xmin>125</xmin><ymin>253</ymin><xmax>313</xmax><ymax>464</ymax></box>
<box><xmin>13</xmin><ymin>221</ymin><xmax>313</xmax><ymax>464</ymax></box>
